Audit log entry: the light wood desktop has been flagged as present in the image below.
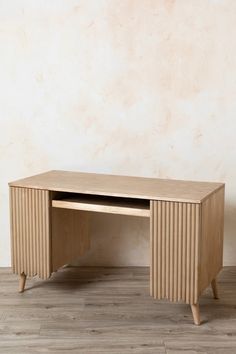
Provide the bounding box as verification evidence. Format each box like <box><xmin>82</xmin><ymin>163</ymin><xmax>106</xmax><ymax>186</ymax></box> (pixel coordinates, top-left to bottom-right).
<box><xmin>9</xmin><ymin>170</ymin><xmax>225</xmax><ymax>325</ymax></box>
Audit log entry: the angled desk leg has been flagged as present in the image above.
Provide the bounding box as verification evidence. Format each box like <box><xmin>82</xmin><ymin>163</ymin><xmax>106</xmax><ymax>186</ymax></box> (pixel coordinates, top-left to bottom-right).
<box><xmin>19</xmin><ymin>272</ymin><xmax>27</xmax><ymax>293</ymax></box>
<box><xmin>190</xmin><ymin>303</ymin><xmax>200</xmax><ymax>325</ymax></box>
<box><xmin>211</xmin><ymin>278</ymin><xmax>219</xmax><ymax>299</ymax></box>
<box><xmin>150</xmin><ymin>188</ymin><xmax>224</xmax><ymax>325</ymax></box>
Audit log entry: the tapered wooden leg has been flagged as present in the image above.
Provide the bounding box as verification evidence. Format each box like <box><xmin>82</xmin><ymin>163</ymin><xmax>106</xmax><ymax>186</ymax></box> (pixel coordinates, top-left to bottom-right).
<box><xmin>190</xmin><ymin>303</ymin><xmax>201</xmax><ymax>325</ymax></box>
<box><xmin>211</xmin><ymin>278</ymin><xmax>219</xmax><ymax>299</ymax></box>
<box><xmin>19</xmin><ymin>272</ymin><xmax>26</xmax><ymax>293</ymax></box>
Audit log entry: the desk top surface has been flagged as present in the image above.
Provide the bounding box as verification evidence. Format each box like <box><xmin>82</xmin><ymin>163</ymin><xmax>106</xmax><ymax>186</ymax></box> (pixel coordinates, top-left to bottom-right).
<box><xmin>9</xmin><ymin>170</ymin><xmax>224</xmax><ymax>203</ymax></box>
<box><xmin>9</xmin><ymin>171</ymin><xmax>224</xmax><ymax>203</ymax></box>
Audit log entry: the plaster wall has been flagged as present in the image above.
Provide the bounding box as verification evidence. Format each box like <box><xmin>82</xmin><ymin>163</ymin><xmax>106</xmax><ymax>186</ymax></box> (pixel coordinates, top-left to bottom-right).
<box><xmin>0</xmin><ymin>0</ymin><xmax>235</xmax><ymax>266</ymax></box>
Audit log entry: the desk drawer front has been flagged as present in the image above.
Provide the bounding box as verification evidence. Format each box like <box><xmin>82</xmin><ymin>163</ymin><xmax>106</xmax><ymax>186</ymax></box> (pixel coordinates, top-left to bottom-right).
<box><xmin>10</xmin><ymin>187</ymin><xmax>51</xmax><ymax>279</ymax></box>
<box><xmin>150</xmin><ymin>200</ymin><xmax>200</xmax><ymax>304</ymax></box>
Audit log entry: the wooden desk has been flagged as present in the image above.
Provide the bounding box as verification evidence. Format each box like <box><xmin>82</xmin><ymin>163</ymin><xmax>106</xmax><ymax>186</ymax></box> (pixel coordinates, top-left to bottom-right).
<box><xmin>9</xmin><ymin>170</ymin><xmax>225</xmax><ymax>325</ymax></box>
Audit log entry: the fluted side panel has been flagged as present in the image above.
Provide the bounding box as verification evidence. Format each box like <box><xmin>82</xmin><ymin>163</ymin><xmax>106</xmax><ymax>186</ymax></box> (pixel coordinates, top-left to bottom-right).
<box><xmin>150</xmin><ymin>200</ymin><xmax>200</xmax><ymax>304</ymax></box>
<box><xmin>198</xmin><ymin>187</ymin><xmax>225</xmax><ymax>295</ymax></box>
<box><xmin>10</xmin><ymin>187</ymin><xmax>51</xmax><ymax>279</ymax></box>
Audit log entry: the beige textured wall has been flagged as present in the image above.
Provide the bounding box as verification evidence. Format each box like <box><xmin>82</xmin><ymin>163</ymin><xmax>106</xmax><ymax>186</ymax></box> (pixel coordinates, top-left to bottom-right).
<box><xmin>0</xmin><ymin>0</ymin><xmax>236</xmax><ymax>267</ymax></box>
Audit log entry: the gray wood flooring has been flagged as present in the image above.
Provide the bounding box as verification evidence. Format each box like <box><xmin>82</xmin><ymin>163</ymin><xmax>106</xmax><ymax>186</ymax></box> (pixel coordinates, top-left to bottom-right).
<box><xmin>0</xmin><ymin>266</ymin><xmax>236</xmax><ymax>354</ymax></box>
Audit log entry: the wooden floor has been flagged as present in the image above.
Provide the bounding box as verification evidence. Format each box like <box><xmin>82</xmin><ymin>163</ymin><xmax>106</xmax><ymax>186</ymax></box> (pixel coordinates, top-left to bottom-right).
<box><xmin>0</xmin><ymin>267</ymin><xmax>236</xmax><ymax>354</ymax></box>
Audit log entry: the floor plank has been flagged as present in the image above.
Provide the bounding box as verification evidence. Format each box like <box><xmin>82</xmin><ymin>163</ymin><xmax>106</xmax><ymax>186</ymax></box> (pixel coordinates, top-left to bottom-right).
<box><xmin>0</xmin><ymin>266</ymin><xmax>235</xmax><ymax>354</ymax></box>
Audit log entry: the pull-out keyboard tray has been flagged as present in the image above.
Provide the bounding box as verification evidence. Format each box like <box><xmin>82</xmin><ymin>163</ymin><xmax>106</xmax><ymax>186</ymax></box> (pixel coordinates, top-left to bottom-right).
<box><xmin>52</xmin><ymin>194</ymin><xmax>150</xmax><ymax>217</ymax></box>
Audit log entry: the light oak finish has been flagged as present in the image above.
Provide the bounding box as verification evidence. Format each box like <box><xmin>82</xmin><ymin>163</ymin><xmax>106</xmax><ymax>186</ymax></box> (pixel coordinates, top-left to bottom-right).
<box><xmin>52</xmin><ymin>195</ymin><xmax>150</xmax><ymax>217</ymax></box>
<box><xmin>19</xmin><ymin>272</ymin><xmax>26</xmax><ymax>293</ymax></box>
<box><xmin>9</xmin><ymin>170</ymin><xmax>225</xmax><ymax>325</ymax></box>
<box><xmin>51</xmin><ymin>208</ymin><xmax>90</xmax><ymax>271</ymax></box>
<box><xmin>9</xmin><ymin>170</ymin><xmax>223</xmax><ymax>203</ymax></box>
<box><xmin>150</xmin><ymin>200</ymin><xmax>200</xmax><ymax>304</ymax></box>
<box><xmin>0</xmin><ymin>266</ymin><xmax>236</xmax><ymax>354</ymax></box>
<box><xmin>150</xmin><ymin>187</ymin><xmax>225</xmax><ymax>307</ymax></box>
<box><xmin>10</xmin><ymin>187</ymin><xmax>51</xmax><ymax>279</ymax></box>
<box><xmin>191</xmin><ymin>303</ymin><xmax>201</xmax><ymax>325</ymax></box>
<box><xmin>198</xmin><ymin>187</ymin><xmax>225</xmax><ymax>295</ymax></box>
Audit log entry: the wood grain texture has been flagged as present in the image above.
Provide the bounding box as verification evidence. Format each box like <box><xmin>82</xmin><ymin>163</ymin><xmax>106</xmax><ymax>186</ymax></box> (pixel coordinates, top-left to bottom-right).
<box><xmin>198</xmin><ymin>186</ymin><xmax>225</xmax><ymax>296</ymax></box>
<box><xmin>0</xmin><ymin>266</ymin><xmax>235</xmax><ymax>354</ymax></box>
<box><xmin>10</xmin><ymin>187</ymin><xmax>51</xmax><ymax>280</ymax></box>
<box><xmin>51</xmin><ymin>208</ymin><xmax>90</xmax><ymax>272</ymax></box>
<box><xmin>9</xmin><ymin>170</ymin><xmax>224</xmax><ymax>203</ymax></box>
<box><xmin>52</xmin><ymin>195</ymin><xmax>150</xmax><ymax>217</ymax></box>
<box><xmin>150</xmin><ymin>200</ymin><xmax>200</xmax><ymax>304</ymax></box>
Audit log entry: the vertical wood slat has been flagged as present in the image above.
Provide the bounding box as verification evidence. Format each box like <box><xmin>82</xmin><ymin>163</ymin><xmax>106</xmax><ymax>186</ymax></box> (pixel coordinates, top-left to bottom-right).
<box><xmin>9</xmin><ymin>187</ymin><xmax>51</xmax><ymax>279</ymax></box>
<box><xmin>150</xmin><ymin>200</ymin><xmax>200</xmax><ymax>304</ymax></box>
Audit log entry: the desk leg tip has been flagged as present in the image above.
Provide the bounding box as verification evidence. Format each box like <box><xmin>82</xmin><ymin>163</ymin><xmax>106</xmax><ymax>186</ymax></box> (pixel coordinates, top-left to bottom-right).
<box><xmin>211</xmin><ymin>278</ymin><xmax>219</xmax><ymax>299</ymax></box>
<box><xmin>191</xmin><ymin>303</ymin><xmax>201</xmax><ymax>326</ymax></box>
<box><xmin>19</xmin><ymin>272</ymin><xmax>26</xmax><ymax>293</ymax></box>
